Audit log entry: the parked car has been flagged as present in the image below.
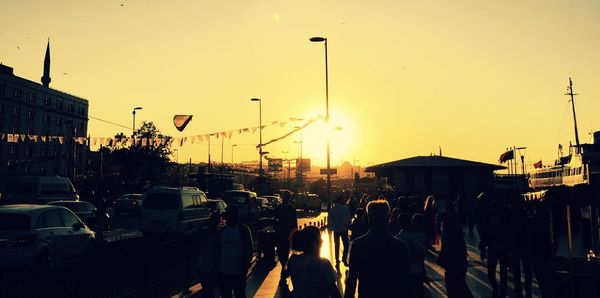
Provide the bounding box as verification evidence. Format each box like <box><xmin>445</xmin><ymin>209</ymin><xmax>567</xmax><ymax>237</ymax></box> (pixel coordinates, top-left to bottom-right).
<box><xmin>294</xmin><ymin>193</ymin><xmax>321</xmax><ymax>212</ymax></box>
<box><xmin>206</xmin><ymin>199</ymin><xmax>227</xmax><ymax>215</ymax></box>
<box><xmin>261</xmin><ymin>195</ymin><xmax>282</xmax><ymax>208</ymax></box>
<box><xmin>0</xmin><ymin>204</ymin><xmax>96</xmax><ymax>273</ymax></box>
<box><xmin>140</xmin><ymin>186</ymin><xmax>210</xmax><ymax>236</ymax></box>
<box><xmin>231</xmin><ymin>183</ymin><xmax>244</xmax><ymax>191</ymax></box>
<box><xmin>48</xmin><ymin>201</ymin><xmax>110</xmax><ymax>232</ymax></box>
<box><xmin>222</xmin><ymin>190</ymin><xmax>260</xmax><ymax>221</ymax></box>
<box><xmin>114</xmin><ymin>193</ymin><xmax>143</xmax><ymax>215</ymax></box>
<box><xmin>6</xmin><ymin>176</ymin><xmax>79</xmax><ymax>204</ymax></box>
<box><xmin>255</xmin><ymin>197</ymin><xmax>274</xmax><ymax>218</ymax></box>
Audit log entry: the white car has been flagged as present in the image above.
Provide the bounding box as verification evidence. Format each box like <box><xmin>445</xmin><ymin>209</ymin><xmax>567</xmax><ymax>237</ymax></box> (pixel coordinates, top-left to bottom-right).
<box><xmin>0</xmin><ymin>204</ymin><xmax>96</xmax><ymax>273</ymax></box>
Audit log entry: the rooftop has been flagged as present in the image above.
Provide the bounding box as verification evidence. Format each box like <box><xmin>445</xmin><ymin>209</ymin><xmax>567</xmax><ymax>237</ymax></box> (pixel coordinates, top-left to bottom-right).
<box><xmin>365</xmin><ymin>155</ymin><xmax>505</xmax><ymax>172</ymax></box>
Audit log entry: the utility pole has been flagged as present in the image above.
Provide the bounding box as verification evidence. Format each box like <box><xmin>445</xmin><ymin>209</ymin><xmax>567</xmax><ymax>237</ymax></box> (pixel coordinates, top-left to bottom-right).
<box><xmin>565</xmin><ymin>77</ymin><xmax>581</xmax><ymax>147</ymax></box>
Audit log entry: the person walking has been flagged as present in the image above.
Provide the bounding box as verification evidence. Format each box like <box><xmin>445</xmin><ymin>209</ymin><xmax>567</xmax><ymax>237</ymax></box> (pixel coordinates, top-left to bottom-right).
<box><xmin>217</xmin><ymin>206</ymin><xmax>253</xmax><ymax>298</ymax></box>
<box><xmin>436</xmin><ymin>220</ymin><xmax>473</xmax><ymax>298</ymax></box>
<box><xmin>274</xmin><ymin>190</ymin><xmax>298</xmax><ymax>284</ymax></box>
<box><xmin>423</xmin><ymin>195</ymin><xmax>437</xmax><ymax>245</ymax></box>
<box><xmin>349</xmin><ymin>208</ymin><xmax>369</xmax><ymax>241</ymax></box>
<box><xmin>197</xmin><ymin>212</ymin><xmax>221</xmax><ymax>298</ymax></box>
<box><xmin>286</xmin><ymin>226</ymin><xmax>341</xmax><ymax>298</ymax></box>
<box><xmin>509</xmin><ymin>198</ymin><xmax>533</xmax><ymax>298</ymax></box>
<box><xmin>327</xmin><ymin>196</ymin><xmax>352</xmax><ymax>267</ymax></box>
<box><xmin>344</xmin><ymin>200</ymin><xmax>412</xmax><ymax>298</ymax></box>
<box><xmin>396</xmin><ymin>213</ymin><xmax>428</xmax><ymax>298</ymax></box>
<box><xmin>485</xmin><ymin>199</ymin><xmax>509</xmax><ymax>298</ymax></box>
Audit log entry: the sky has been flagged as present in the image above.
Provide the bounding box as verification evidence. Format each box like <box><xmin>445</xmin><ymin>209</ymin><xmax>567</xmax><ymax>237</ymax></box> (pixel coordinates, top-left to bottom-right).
<box><xmin>2</xmin><ymin>0</ymin><xmax>599</xmax><ymax>169</ymax></box>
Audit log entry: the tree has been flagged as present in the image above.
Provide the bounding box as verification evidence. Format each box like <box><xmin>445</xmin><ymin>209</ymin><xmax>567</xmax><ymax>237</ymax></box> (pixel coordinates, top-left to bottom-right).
<box><xmin>101</xmin><ymin>121</ymin><xmax>174</xmax><ymax>191</ymax></box>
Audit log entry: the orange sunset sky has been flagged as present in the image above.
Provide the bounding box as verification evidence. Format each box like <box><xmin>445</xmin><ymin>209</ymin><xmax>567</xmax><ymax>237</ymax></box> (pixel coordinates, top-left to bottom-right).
<box><xmin>2</xmin><ymin>0</ymin><xmax>599</xmax><ymax>169</ymax></box>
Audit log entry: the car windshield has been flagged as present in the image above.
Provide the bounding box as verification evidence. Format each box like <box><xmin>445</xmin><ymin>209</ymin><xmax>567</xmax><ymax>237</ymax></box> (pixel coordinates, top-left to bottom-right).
<box><xmin>52</xmin><ymin>202</ymin><xmax>85</xmax><ymax>212</ymax></box>
<box><xmin>0</xmin><ymin>213</ymin><xmax>31</xmax><ymax>230</ymax></box>
<box><xmin>144</xmin><ymin>193</ymin><xmax>179</xmax><ymax>209</ymax></box>
<box><xmin>40</xmin><ymin>183</ymin><xmax>73</xmax><ymax>196</ymax></box>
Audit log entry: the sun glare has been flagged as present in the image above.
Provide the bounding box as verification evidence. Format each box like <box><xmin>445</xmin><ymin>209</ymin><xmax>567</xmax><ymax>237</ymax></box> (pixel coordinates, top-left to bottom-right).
<box><xmin>298</xmin><ymin>109</ymin><xmax>355</xmax><ymax>167</ymax></box>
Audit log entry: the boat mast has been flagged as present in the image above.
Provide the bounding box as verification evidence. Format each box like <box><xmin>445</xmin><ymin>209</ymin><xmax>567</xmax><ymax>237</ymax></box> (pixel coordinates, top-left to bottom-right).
<box><xmin>565</xmin><ymin>77</ymin><xmax>581</xmax><ymax>147</ymax></box>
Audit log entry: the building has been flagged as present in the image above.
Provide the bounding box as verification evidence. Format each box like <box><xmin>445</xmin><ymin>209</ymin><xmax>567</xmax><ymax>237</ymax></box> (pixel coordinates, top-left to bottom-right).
<box><xmin>365</xmin><ymin>155</ymin><xmax>504</xmax><ymax>199</ymax></box>
<box><xmin>0</xmin><ymin>42</ymin><xmax>89</xmax><ymax>177</ymax></box>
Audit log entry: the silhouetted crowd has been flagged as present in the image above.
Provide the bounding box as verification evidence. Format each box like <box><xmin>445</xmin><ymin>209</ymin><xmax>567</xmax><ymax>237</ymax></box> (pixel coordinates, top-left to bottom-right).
<box><xmin>196</xmin><ymin>189</ymin><xmax>563</xmax><ymax>298</ymax></box>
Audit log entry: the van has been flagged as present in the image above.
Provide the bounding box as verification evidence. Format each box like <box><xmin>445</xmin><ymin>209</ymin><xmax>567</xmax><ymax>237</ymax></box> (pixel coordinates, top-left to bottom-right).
<box><xmin>140</xmin><ymin>186</ymin><xmax>210</xmax><ymax>235</ymax></box>
<box><xmin>5</xmin><ymin>176</ymin><xmax>78</xmax><ymax>204</ymax></box>
<box><xmin>222</xmin><ymin>190</ymin><xmax>259</xmax><ymax>221</ymax></box>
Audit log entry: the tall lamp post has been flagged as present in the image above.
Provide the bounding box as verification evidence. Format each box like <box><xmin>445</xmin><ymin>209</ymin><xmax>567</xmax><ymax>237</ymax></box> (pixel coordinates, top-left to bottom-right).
<box><xmin>251</xmin><ymin>98</ymin><xmax>263</xmax><ymax>176</ymax></box>
<box><xmin>309</xmin><ymin>36</ymin><xmax>332</xmax><ymax>205</ymax></box>
<box><xmin>131</xmin><ymin>106</ymin><xmax>142</xmax><ymax>179</ymax></box>
<box><xmin>231</xmin><ymin>144</ymin><xmax>237</xmax><ymax>164</ymax></box>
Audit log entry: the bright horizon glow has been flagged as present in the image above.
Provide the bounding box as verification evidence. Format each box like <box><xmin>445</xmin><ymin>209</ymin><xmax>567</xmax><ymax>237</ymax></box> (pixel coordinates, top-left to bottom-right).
<box><xmin>2</xmin><ymin>1</ymin><xmax>599</xmax><ymax>169</ymax></box>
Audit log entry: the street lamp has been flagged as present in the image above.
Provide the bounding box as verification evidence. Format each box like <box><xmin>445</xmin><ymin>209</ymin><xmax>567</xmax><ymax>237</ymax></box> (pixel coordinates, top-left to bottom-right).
<box><xmin>251</xmin><ymin>98</ymin><xmax>263</xmax><ymax>176</ymax></box>
<box><xmin>282</xmin><ymin>150</ymin><xmax>290</xmax><ymax>184</ymax></box>
<box><xmin>131</xmin><ymin>106</ymin><xmax>142</xmax><ymax>179</ymax></box>
<box><xmin>132</xmin><ymin>107</ymin><xmax>142</xmax><ymax>139</ymax></box>
<box><xmin>231</xmin><ymin>144</ymin><xmax>238</xmax><ymax>164</ymax></box>
<box><xmin>309</xmin><ymin>36</ymin><xmax>332</xmax><ymax>204</ymax></box>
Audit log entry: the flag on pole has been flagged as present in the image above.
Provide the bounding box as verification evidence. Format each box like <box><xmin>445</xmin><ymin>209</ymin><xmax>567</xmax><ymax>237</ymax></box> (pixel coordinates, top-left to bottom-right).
<box><xmin>173</xmin><ymin>115</ymin><xmax>193</xmax><ymax>132</ymax></box>
<box><xmin>499</xmin><ymin>150</ymin><xmax>514</xmax><ymax>163</ymax></box>
<box><xmin>533</xmin><ymin>160</ymin><xmax>543</xmax><ymax>168</ymax></box>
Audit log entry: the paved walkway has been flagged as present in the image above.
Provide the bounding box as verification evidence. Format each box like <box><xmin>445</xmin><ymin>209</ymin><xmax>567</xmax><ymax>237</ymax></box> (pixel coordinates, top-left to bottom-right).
<box><xmin>244</xmin><ymin>227</ymin><xmax>543</xmax><ymax>298</ymax></box>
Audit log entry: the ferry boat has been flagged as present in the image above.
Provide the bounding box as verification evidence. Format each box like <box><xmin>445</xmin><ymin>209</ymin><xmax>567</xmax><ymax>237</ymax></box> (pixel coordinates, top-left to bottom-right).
<box><xmin>523</xmin><ymin>78</ymin><xmax>600</xmax><ymax>259</ymax></box>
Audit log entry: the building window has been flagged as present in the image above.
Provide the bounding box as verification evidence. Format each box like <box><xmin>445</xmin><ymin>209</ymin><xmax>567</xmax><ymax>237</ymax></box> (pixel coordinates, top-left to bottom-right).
<box><xmin>66</xmin><ymin>120</ymin><xmax>72</xmax><ymax>128</ymax></box>
<box><xmin>25</xmin><ymin>147</ymin><xmax>31</xmax><ymax>157</ymax></box>
<box><xmin>44</xmin><ymin>114</ymin><xmax>50</xmax><ymax>123</ymax></box>
<box><xmin>12</xmin><ymin>107</ymin><xmax>19</xmax><ymax>117</ymax></box>
<box><xmin>13</xmin><ymin>88</ymin><xmax>21</xmax><ymax>98</ymax></box>
<box><xmin>41</xmin><ymin>149</ymin><xmax>48</xmax><ymax>158</ymax></box>
<box><xmin>55</xmin><ymin>118</ymin><xmax>62</xmax><ymax>126</ymax></box>
<box><xmin>44</xmin><ymin>97</ymin><xmax>51</xmax><ymax>106</ymax></box>
<box><xmin>29</xmin><ymin>92</ymin><xmax>36</xmax><ymax>103</ymax></box>
<box><xmin>68</xmin><ymin>103</ymin><xmax>74</xmax><ymax>112</ymax></box>
<box><xmin>79</xmin><ymin>122</ymin><xmax>84</xmax><ymax>132</ymax></box>
<box><xmin>27</xmin><ymin>111</ymin><xmax>34</xmax><ymax>120</ymax></box>
<box><xmin>8</xmin><ymin>145</ymin><xmax>16</xmax><ymax>155</ymax></box>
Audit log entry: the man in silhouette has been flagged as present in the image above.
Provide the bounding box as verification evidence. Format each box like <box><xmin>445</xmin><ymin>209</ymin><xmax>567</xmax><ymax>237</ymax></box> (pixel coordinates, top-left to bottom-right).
<box><xmin>273</xmin><ymin>190</ymin><xmax>298</xmax><ymax>284</ymax></box>
<box><xmin>328</xmin><ymin>195</ymin><xmax>352</xmax><ymax>266</ymax></box>
<box><xmin>485</xmin><ymin>199</ymin><xmax>509</xmax><ymax>298</ymax></box>
<box><xmin>344</xmin><ymin>200</ymin><xmax>412</xmax><ymax>298</ymax></box>
<box><xmin>218</xmin><ymin>206</ymin><xmax>253</xmax><ymax>298</ymax></box>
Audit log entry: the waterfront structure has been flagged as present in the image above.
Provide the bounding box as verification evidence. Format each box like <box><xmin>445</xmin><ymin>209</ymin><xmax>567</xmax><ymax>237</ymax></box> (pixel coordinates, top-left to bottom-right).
<box><xmin>0</xmin><ymin>42</ymin><xmax>89</xmax><ymax>177</ymax></box>
<box><xmin>366</xmin><ymin>155</ymin><xmax>504</xmax><ymax>199</ymax></box>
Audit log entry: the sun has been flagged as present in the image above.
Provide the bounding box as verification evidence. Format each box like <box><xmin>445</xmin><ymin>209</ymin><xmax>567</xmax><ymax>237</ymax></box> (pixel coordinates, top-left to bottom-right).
<box><xmin>297</xmin><ymin>109</ymin><xmax>355</xmax><ymax>167</ymax></box>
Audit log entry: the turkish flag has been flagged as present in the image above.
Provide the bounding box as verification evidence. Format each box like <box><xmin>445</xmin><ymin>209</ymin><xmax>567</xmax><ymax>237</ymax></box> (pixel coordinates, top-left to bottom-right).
<box><xmin>533</xmin><ymin>160</ymin><xmax>542</xmax><ymax>168</ymax></box>
<box><xmin>499</xmin><ymin>150</ymin><xmax>514</xmax><ymax>163</ymax></box>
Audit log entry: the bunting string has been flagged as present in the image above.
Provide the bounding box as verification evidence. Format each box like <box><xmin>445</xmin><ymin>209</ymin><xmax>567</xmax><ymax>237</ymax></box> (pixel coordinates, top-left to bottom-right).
<box><xmin>0</xmin><ymin>115</ymin><xmax>323</xmax><ymax>149</ymax></box>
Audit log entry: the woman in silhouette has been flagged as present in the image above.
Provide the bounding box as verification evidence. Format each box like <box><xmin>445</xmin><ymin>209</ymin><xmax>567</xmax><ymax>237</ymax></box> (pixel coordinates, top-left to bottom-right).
<box><xmin>286</xmin><ymin>226</ymin><xmax>341</xmax><ymax>298</ymax></box>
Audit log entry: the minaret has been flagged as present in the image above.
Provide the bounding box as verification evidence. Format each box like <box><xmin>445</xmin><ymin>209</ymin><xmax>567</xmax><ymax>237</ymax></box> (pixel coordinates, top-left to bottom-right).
<box><xmin>41</xmin><ymin>40</ymin><xmax>51</xmax><ymax>87</ymax></box>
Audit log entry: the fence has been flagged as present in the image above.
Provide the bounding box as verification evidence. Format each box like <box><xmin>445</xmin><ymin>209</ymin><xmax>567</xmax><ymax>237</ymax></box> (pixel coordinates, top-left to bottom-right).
<box><xmin>1</xmin><ymin>234</ymin><xmax>202</xmax><ymax>298</ymax></box>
